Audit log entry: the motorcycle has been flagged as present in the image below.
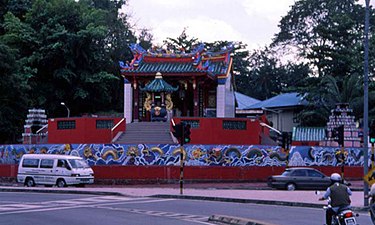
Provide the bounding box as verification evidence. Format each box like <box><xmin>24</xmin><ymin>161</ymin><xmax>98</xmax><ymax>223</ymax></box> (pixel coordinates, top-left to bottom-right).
<box><xmin>323</xmin><ymin>199</ymin><xmax>358</xmax><ymax>225</ymax></box>
<box><xmin>370</xmin><ymin>195</ymin><xmax>375</xmax><ymax>224</ymax></box>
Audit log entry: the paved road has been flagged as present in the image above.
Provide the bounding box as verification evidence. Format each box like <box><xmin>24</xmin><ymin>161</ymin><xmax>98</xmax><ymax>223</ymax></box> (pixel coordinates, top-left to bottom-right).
<box><xmin>0</xmin><ymin>191</ymin><xmax>372</xmax><ymax>225</ymax></box>
<box><xmin>0</xmin><ymin>180</ymin><xmax>371</xmax><ymax>225</ymax></box>
<box><xmin>0</xmin><ymin>192</ymin><xmax>212</xmax><ymax>225</ymax></box>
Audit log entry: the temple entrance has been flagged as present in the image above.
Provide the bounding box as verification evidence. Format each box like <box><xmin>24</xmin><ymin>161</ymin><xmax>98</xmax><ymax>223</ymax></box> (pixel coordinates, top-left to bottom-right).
<box><xmin>139</xmin><ymin>73</ymin><xmax>178</xmax><ymax>122</ymax></box>
<box><xmin>172</xmin><ymin>87</ymin><xmax>194</xmax><ymax>117</ymax></box>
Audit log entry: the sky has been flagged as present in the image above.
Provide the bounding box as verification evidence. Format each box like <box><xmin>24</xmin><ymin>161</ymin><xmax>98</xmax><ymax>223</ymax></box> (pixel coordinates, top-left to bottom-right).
<box><xmin>124</xmin><ymin>0</ymin><xmax>371</xmax><ymax>51</ymax></box>
<box><xmin>124</xmin><ymin>0</ymin><xmax>296</xmax><ymax>50</ymax></box>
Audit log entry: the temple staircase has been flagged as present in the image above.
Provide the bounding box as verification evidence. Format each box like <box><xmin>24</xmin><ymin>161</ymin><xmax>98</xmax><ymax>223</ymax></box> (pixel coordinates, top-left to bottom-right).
<box><xmin>114</xmin><ymin>122</ymin><xmax>175</xmax><ymax>144</ymax></box>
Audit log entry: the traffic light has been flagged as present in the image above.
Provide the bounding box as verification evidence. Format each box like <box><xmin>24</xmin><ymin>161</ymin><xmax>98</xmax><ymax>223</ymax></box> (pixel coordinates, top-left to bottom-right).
<box><xmin>332</xmin><ymin>125</ymin><xmax>344</xmax><ymax>146</ymax></box>
<box><xmin>370</xmin><ymin>120</ymin><xmax>375</xmax><ymax>144</ymax></box>
<box><xmin>277</xmin><ymin>132</ymin><xmax>287</xmax><ymax>149</ymax></box>
<box><xmin>172</xmin><ymin>123</ymin><xmax>183</xmax><ymax>139</ymax></box>
<box><xmin>183</xmin><ymin>123</ymin><xmax>191</xmax><ymax>144</ymax></box>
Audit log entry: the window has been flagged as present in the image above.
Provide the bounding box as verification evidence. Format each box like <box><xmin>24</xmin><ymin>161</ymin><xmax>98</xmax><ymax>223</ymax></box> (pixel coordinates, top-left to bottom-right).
<box><xmin>40</xmin><ymin>159</ymin><xmax>54</xmax><ymax>169</ymax></box>
<box><xmin>181</xmin><ymin>120</ymin><xmax>200</xmax><ymax>128</ymax></box>
<box><xmin>22</xmin><ymin>159</ymin><xmax>39</xmax><ymax>168</ymax></box>
<box><xmin>222</xmin><ymin>120</ymin><xmax>246</xmax><ymax>130</ymax></box>
<box><xmin>96</xmin><ymin>120</ymin><xmax>114</xmax><ymax>129</ymax></box>
<box><xmin>68</xmin><ymin>159</ymin><xmax>90</xmax><ymax>169</ymax></box>
<box><xmin>57</xmin><ymin>159</ymin><xmax>67</xmax><ymax>168</ymax></box>
<box><xmin>57</xmin><ymin>120</ymin><xmax>76</xmax><ymax>129</ymax></box>
<box><xmin>307</xmin><ymin>169</ymin><xmax>324</xmax><ymax>178</ymax></box>
<box><xmin>292</xmin><ymin>170</ymin><xmax>306</xmax><ymax>177</ymax></box>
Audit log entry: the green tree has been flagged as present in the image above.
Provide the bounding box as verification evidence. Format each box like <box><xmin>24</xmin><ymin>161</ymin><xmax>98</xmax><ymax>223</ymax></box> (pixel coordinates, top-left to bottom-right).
<box><xmin>163</xmin><ymin>28</ymin><xmax>199</xmax><ymax>53</ymax></box>
<box><xmin>273</xmin><ymin>0</ymin><xmax>375</xmax><ymax>124</ymax></box>
<box><xmin>0</xmin><ymin>0</ymin><xmax>137</xmax><ymax>143</ymax></box>
<box><xmin>236</xmin><ymin>47</ymin><xmax>310</xmax><ymax>100</ymax></box>
<box><xmin>273</xmin><ymin>0</ymin><xmax>365</xmax><ymax>78</ymax></box>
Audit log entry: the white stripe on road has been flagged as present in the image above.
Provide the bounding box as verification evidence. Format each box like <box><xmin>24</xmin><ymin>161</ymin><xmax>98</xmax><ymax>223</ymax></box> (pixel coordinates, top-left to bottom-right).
<box><xmin>0</xmin><ymin>197</ymin><xmax>174</xmax><ymax>215</ymax></box>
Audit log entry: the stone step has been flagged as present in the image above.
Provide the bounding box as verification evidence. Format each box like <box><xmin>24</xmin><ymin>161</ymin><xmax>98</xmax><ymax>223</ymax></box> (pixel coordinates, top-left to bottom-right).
<box><xmin>115</xmin><ymin>122</ymin><xmax>174</xmax><ymax>144</ymax></box>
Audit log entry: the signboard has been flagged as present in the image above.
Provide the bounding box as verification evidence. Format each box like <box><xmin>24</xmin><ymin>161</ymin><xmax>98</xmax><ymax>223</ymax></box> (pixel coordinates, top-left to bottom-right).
<box><xmin>364</xmin><ymin>168</ymin><xmax>375</xmax><ymax>186</ymax></box>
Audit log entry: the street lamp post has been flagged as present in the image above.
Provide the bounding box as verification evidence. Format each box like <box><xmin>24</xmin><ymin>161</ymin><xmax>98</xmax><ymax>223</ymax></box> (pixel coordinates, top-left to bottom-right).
<box><xmin>363</xmin><ymin>0</ymin><xmax>370</xmax><ymax>207</ymax></box>
<box><xmin>60</xmin><ymin>102</ymin><xmax>70</xmax><ymax>118</ymax></box>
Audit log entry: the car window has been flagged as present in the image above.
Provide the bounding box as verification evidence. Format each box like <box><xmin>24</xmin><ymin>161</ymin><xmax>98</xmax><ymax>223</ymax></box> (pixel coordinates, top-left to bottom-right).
<box><xmin>307</xmin><ymin>170</ymin><xmax>324</xmax><ymax>177</ymax></box>
<box><xmin>282</xmin><ymin>170</ymin><xmax>292</xmax><ymax>176</ymax></box>
<box><xmin>291</xmin><ymin>169</ymin><xmax>306</xmax><ymax>177</ymax></box>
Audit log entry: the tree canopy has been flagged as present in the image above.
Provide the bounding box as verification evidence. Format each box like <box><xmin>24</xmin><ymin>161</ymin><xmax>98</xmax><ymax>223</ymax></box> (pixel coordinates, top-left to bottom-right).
<box><xmin>0</xmin><ymin>0</ymin><xmax>136</xmax><ymax>143</ymax></box>
<box><xmin>1</xmin><ymin>0</ymin><xmax>375</xmax><ymax>143</ymax></box>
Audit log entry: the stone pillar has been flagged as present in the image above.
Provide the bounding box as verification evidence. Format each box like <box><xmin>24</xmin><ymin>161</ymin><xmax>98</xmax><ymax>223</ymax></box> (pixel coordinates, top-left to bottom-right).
<box><xmin>123</xmin><ymin>78</ymin><xmax>133</xmax><ymax>123</ymax></box>
<box><xmin>216</xmin><ymin>84</ymin><xmax>225</xmax><ymax>118</ymax></box>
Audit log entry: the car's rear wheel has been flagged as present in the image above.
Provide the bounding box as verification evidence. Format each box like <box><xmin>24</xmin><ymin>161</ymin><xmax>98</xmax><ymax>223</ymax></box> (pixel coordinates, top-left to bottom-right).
<box><xmin>286</xmin><ymin>183</ymin><xmax>296</xmax><ymax>191</ymax></box>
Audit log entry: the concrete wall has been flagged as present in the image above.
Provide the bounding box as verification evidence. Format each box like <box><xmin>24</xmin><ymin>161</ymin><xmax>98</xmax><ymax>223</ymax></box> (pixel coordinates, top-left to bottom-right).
<box><xmin>0</xmin><ymin>143</ymin><xmax>366</xmax><ymax>181</ymax></box>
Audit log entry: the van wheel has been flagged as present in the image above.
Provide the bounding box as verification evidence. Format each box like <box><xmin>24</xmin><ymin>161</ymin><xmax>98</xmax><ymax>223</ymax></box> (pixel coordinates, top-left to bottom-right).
<box><xmin>25</xmin><ymin>178</ymin><xmax>35</xmax><ymax>187</ymax></box>
<box><xmin>56</xmin><ymin>179</ymin><xmax>66</xmax><ymax>188</ymax></box>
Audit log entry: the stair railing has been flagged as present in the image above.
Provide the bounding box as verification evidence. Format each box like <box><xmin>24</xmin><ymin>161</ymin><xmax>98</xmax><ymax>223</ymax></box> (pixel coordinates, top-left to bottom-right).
<box><xmin>111</xmin><ymin>118</ymin><xmax>125</xmax><ymax>143</ymax></box>
<box><xmin>36</xmin><ymin>124</ymin><xmax>48</xmax><ymax>144</ymax></box>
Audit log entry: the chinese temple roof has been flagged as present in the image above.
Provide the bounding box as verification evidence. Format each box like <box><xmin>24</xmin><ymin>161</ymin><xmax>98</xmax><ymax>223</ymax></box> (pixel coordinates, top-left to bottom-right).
<box><xmin>119</xmin><ymin>43</ymin><xmax>233</xmax><ymax>79</ymax></box>
<box><xmin>140</xmin><ymin>73</ymin><xmax>179</xmax><ymax>93</ymax></box>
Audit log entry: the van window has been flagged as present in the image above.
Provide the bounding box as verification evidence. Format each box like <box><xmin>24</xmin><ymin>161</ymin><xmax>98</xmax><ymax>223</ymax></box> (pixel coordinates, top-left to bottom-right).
<box><xmin>57</xmin><ymin>159</ymin><xmax>67</xmax><ymax>168</ymax></box>
<box><xmin>68</xmin><ymin>159</ymin><xmax>90</xmax><ymax>168</ymax></box>
<box><xmin>40</xmin><ymin>159</ymin><xmax>54</xmax><ymax>168</ymax></box>
<box><xmin>22</xmin><ymin>158</ymin><xmax>40</xmax><ymax>168</ymax></box>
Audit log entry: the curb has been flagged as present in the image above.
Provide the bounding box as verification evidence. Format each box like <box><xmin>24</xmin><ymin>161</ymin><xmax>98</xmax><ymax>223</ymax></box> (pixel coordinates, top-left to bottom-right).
<box><xmin>209</xmin><ymin>215</ymin><xmax>277</xmax><ymax>225</ymax></box>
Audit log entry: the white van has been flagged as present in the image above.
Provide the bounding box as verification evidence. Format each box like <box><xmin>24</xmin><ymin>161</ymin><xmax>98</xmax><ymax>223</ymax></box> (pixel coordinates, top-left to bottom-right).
<box><xmin>17</xmin><ymin>154</ymin><xmax>94</xmax><ymax>187</ymax></box>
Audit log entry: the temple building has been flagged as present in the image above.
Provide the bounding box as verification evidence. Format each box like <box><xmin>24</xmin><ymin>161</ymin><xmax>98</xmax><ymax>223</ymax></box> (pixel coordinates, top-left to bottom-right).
<box><xmin>119</xmin><ymin>43</ymin><xmax>235</xmax><ymax>123</ymax></box>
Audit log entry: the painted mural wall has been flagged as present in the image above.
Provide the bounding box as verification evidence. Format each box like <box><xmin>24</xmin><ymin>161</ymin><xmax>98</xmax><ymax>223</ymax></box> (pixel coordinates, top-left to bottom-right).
<box><xmin>0</xmin><ymin>144</ymin><xmax>366</xmax><ymax>167</ymax></box>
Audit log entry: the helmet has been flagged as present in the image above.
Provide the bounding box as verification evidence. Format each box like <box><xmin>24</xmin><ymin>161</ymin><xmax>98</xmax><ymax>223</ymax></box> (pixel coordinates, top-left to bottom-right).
<box><xmin>330</xmin><ymin>173</ymin><xmax>342</xmax><ymax>182</ymax></box>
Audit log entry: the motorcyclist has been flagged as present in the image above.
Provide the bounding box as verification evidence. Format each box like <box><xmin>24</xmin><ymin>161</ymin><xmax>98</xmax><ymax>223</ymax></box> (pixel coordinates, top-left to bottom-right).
<box><xmin>318</xmin><ymin>173</ymin><xmax>352</xmax><ymax>225</ymax></box>
<box><xmin>370</xmin><ymin>184</ymin><xmax>375</xmax><ymax>224</ymax></box>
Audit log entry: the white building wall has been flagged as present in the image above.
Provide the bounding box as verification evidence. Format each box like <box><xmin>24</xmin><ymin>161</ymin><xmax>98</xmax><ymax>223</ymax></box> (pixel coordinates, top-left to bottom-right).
<box><xmin>224</xmin><ymin>73</ymin><xmax>235</xmax><ymax>117</ymax></box>
<box><xmin>123</xmin><ymin>82</ymin><xmax>133</xmax><ymax>123</ymax></box>
<box><xmin>216</xmin><ymin>85</ymin><xmax>225</xmax><ymax>117</ymax></box>
<box><xmin>216</xmin><ymin>73</ymin><xmax>235</xmax><ymax>118</ymax></box>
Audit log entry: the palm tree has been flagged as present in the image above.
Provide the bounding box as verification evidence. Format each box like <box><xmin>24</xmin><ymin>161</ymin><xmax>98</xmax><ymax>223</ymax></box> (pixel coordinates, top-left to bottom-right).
<box><xmin>299</xmin><ymin>74</ymin><xmax>372</xmax><ymax>126</ymax></box>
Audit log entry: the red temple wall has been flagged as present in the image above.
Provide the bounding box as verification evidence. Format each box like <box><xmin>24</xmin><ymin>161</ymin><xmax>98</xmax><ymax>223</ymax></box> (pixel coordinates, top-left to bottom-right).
<box><xmin>48</xmin><ymin>117</ymin><xmax>125</xmax><ymax>144</ymax></box>
<box><xmin>0</xmin><ymin>165</ymin><xmax>363</xmax><ymax>181</ymax></box>
<box><xmin>173</xmin><ymin>117</ymin><xmax>265</xmax><ymax>145</ymax></box>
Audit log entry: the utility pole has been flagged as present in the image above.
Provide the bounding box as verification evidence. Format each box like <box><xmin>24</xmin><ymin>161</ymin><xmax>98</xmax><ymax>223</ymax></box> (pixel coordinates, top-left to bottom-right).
<box><xmin>363</xmin><ymin>0</ymin><xmax>370</xmax><ymax>207</ymax></box>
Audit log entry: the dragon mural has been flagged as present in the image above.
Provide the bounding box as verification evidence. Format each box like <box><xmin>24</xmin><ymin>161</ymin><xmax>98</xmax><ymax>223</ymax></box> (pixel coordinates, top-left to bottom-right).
<box><xmin>0</xmin><ymin>144</ymin><xmax>366</xmax><ymax>167</ymax></box>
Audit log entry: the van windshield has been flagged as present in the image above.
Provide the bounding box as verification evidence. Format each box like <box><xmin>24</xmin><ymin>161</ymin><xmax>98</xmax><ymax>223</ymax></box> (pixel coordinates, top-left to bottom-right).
<box><xmin>68</xmin><ymin>159</ymin><xmax>90</xmax><ymax>169</ymax></box>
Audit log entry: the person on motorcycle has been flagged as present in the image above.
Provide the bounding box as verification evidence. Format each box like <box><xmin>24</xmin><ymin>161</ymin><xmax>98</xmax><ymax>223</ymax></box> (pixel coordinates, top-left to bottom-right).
<box><xmin>318</xmin><ymin>173</ymin><xmax>352</xmax><ymax>225</ymax></box>
<box><xmin>370</xmin><ymin>184</ymin><xmax>375</xmax><ymax>224</ymax></box>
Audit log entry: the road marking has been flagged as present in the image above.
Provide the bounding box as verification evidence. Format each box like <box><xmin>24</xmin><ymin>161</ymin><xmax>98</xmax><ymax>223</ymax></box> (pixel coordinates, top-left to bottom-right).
<box><xmin>93</xmin><ymin>205</ymin><xmax>210</xmax><ymax>224</ymax></box>
<box><xmin>0</xmin><ymin>196</ymin><xmax>150</xmax><ymax>215</ymax></box>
